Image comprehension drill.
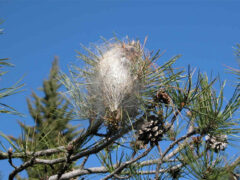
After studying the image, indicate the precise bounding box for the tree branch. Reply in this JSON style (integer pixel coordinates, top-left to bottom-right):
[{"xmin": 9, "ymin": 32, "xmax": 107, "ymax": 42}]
[
  {"xmin": 155, "ymin": 129, "xmax": 196, "ymax": 179},
  {"xmin": 57, "ymin": 144, "xmax": 74, "ymax": 179},
  {"xmin": 7, "ymin": 148, "xmax": 17, "ymax": 169},
  {"xmin": 79, "ymin": 155, "xmax": 89, "ymax": 169},
  {"xmin": 0, "ymin": 146, "xmax": 65, "ymax": 160},
  {"xmin": 101, "ymin": 146, "xmax": 153, "ymax": 180},
  {"xmin": 47, "ymin": 160, "xmax": 183, "ymax": 180},
  {"xmin": 48, "ymin": 147, "xmax": 152, "ymax": 180},
  {"xmin": 9, "ymin": 156, "xmax": 35, "ymax": 180},
  {"xmin": 138, "ymin": 163, "xmax": 183, "ymax": 175},
  {"xmin": 33, "ymin": 121, "xmax": 141, "ymax": 166}
]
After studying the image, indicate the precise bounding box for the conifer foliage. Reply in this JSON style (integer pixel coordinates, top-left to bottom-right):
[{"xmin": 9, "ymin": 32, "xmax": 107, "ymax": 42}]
[
  {"xmin": 14, "ymin": 58, "xmax": 78, "ymax": 179},
  {"xmin": 26, "ymin": 58, "xmax": 77, "ymax": 142},
  {"xmin": 0, "ymin": 38, "xmax": 239, "ymax": 180}
]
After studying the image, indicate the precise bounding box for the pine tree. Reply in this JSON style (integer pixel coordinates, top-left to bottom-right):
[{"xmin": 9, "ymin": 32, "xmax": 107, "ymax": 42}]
[
  {"xmin": 1, "ymin": 38, "xmax": 239, "ymax": 180},
  {"xmin": 14, "ymin": 57, "xmax": 78, "ymax": 179}
]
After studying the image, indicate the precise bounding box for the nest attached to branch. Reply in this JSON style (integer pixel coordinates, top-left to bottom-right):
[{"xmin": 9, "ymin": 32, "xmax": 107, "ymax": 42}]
[
  {"xmin": 87, "ymin": 41, "xmax": 145, "ymax": 128},
  {"xmin": 61, "ymin": 37, "xmax": 171, "ymax": 131}
]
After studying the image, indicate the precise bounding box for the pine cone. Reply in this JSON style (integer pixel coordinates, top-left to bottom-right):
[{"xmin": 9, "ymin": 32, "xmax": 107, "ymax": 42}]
[
  {"xmin": 205, "ymin": 134, "xmax": 228, "ymax": 153},
  {"xmin": 155, "ymin": 89, "xmax": 171, "ymax": 105},
  {"xmin": 136, "ymin": 115, "xmax": 164, "ymax": 146}
]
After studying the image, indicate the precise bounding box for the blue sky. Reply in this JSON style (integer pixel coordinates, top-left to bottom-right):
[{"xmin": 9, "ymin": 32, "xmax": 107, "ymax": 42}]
[{"xmin": 0, "ymin": 1, "xmax": 240, "ymax": 179}]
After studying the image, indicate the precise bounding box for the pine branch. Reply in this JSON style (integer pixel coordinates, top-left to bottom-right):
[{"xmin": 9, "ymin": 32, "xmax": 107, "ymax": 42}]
[
  {"xmin": 47, "ymin": 159, "xmax": 183, "ymax": 179},
  {"xmin": 101, "ymin": 147, "xmax": 152, "ymax": 180},
  {"xmin": 155, "ymin": 129, "xmax": 197, "ymax": 179},
  {"xmin": 9, "ymin": 156, "xmax": 35, "ymax": 180}
]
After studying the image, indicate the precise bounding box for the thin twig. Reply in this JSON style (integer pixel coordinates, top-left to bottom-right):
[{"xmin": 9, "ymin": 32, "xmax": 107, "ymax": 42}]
[
  {"xmin": 101, "ymin": 147, "xmax": 153, "ymax": 180},
  {"xmin": 47, "ymin": 162, "xmax": 183, "ymax": 179},
  {"xmin": 167, "ymin": 107, "xmax": 182, "ymax": 132},
  {"xmin": 154, "ymin": 144, "xmax": 163, "ymax": 178},
  {"xmin": 57, "ymin": 144, "xmax": 74, "ymax": 179},
  {"xmin": 113, "ymin": 174, "xmax": 131, "ymax": 179},
  {"xmin": 8, "ymin": 148, "xmax": 17, "ymax": 169},
  {"xmin": 138, "ymin": 163, "xmax": 183, "ymax": 175},
  {"xmin": 79, "ymin": 155, "xmax": 89, "ymax": 169},
  {"xmin": 0, "ymin": 146, "xmax": 65, "ymax": 160},
  {"xmin": 9, "ymin": 156, "xmax": 35, "ymax": 180},
  {"xmin": 157, "ymin": 144, "xmax": 163, "ymax": 156},
  {"xmin": 154, "ymin": 129, "xmax": 196, "ymax": 179}
]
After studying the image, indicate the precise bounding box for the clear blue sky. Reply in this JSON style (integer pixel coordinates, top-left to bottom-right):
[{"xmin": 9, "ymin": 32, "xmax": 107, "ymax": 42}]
[{"xmin": 0, "ymin": 1, "xmax": 240, "ymax": 179}]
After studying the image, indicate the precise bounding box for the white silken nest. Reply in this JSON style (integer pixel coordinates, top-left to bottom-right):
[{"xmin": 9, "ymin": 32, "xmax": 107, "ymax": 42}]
[
  {"xmin": 61, "ymin": 38, "xmax": 167, "ymax": 129},
  {"xmin": 87, "ymin": 42, "xmax": 144, "ymax": 127},
  {"xmin": 97, "ymin": 45, "xmax": 139, "ymax": 110}
]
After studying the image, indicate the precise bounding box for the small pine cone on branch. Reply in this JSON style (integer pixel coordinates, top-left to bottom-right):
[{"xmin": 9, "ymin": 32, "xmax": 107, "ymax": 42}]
[
  {"xmin": 155, "ymin": 89, "xmax": 172, "ymax": 105},
  {"xmin": 205, "ymin": 134, "xmax": 228, "ymax": 153},
  {"xmin": 136, "ymin": 115, "xmax": 164, "ymax": 147}
]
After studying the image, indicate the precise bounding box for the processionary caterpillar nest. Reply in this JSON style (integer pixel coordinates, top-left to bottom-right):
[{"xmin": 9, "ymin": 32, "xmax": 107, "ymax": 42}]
[{"xmin": 87, "ymin": 41, "xmax": 145, "ymax": 128}]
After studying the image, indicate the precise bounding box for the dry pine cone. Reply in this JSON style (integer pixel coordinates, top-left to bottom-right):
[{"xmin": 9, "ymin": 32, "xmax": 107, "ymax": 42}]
[
  {"xmin": 205, "ymin": 134, "xmax": 228, "ymax": 153},
  {"xmin": 156, "ymin": 89, "xmax": 172, "ymax": 105},
  {"xmin": 137, "ymin": 115, "xmax": 164, "ymax": 146}
]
